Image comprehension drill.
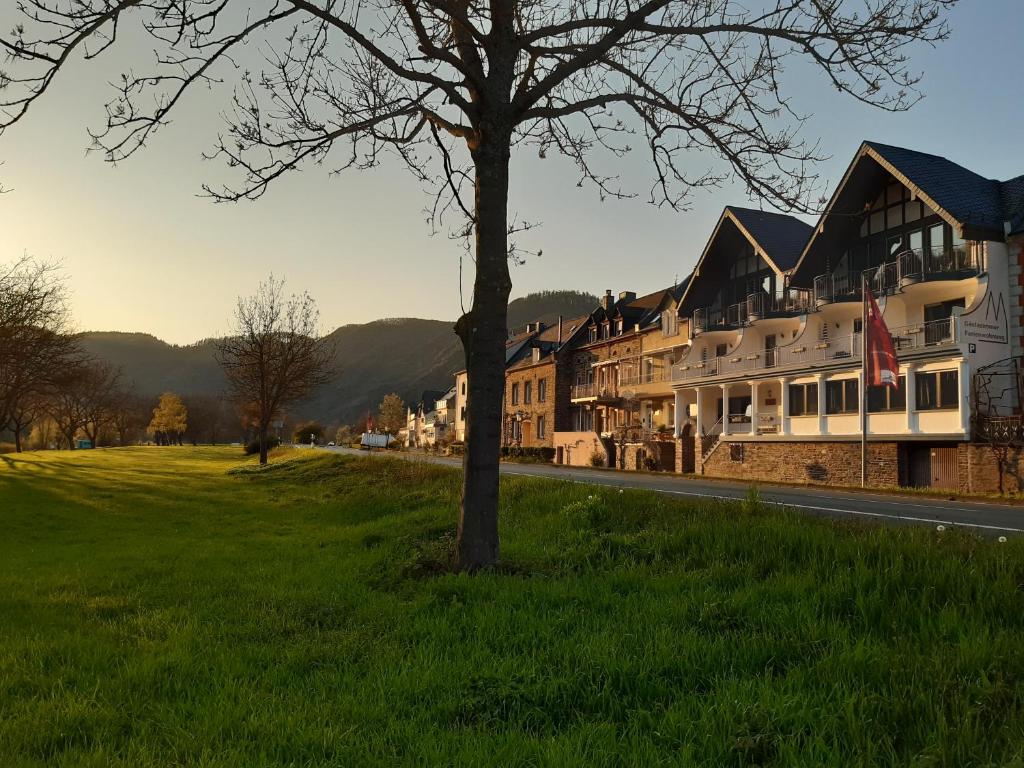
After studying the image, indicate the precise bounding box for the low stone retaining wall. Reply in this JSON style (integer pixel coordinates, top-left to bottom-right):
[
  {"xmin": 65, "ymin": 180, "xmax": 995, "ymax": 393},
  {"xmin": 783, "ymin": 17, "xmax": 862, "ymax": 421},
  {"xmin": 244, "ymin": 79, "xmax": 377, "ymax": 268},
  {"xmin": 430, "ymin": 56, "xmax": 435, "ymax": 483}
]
[{"xmin": 694, "ymin": 437, "xmax": 1024, "ymax": 496}]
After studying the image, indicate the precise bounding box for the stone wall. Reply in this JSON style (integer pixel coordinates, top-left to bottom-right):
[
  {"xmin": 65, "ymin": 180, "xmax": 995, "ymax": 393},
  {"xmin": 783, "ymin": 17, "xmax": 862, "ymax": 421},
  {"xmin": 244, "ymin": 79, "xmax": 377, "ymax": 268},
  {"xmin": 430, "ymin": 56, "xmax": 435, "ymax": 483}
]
[
  {"xmin": 621, "ymin": 441, "xmax": 675, "ymax": 472},
  {"xmin": 699, "ymin": 439, "xmax": 901, "ymax": 488},
  {"xmin": 553, "ymin": 431, "xmax": 606, "ymax": 467},
  {"xmin": 961, "ymin": 443, "xmax": 1024, "ymax": 494},
  {"xmin": 503, "ymin": 358, "xmax": 557, "ymax": 448},
  {"xmin": 694, "ymin": 437, "xmax": 1024, "ymax": 496}
]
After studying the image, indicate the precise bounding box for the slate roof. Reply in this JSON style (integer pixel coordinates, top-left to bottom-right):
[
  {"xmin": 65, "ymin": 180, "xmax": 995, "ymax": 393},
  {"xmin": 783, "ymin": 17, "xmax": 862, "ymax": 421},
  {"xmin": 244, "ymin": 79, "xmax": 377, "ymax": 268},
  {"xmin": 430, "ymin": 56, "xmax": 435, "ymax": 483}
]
[
  {"xmin": 726, "ymin": 207, "xmax": 814, "ymax": 272},
  {"xmin": 864, "ymin": 142, "xmax": 1007, "ymax": 237},
  {"xmin": 1001, "ymin": 174, "xmax": 1024, "ymax": 236}
]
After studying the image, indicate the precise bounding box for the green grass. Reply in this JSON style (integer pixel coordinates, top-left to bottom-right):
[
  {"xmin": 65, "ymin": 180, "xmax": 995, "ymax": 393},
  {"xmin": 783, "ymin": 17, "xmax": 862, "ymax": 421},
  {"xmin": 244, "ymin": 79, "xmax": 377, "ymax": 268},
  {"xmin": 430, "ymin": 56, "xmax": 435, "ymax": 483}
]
[{"xmin": 2, "ymin": 447, "xmax": 1024, "ymax": 767}]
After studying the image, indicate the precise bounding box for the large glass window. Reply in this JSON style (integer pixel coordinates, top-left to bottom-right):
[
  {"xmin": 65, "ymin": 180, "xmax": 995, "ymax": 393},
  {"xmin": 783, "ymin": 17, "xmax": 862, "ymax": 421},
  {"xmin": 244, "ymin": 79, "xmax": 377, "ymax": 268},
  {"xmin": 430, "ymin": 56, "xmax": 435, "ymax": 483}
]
[
  {"xmin": 868, "ymin": 376, "xmax": 907, "ymax": 412},
  {"xmin": 524, "ymin": 381, "xmax": 532, "ymax": 404},
  {"xmin": 915, "ymin": 370, "xmax": 959, "ymax": 410},
  {"xmin": 537, "ymin": 378, "xmax": 547, "ymax": 403},
  {"xmin": 789, "ymin": 383, "xmax": 818, "ymax": 417},
  {"xmin": 826, "ymin": 379, "xmax": 859, "ymax": 414},
  {"xmin": 511, "ymin": 383, "xmax": 519, "ymax": 405}
]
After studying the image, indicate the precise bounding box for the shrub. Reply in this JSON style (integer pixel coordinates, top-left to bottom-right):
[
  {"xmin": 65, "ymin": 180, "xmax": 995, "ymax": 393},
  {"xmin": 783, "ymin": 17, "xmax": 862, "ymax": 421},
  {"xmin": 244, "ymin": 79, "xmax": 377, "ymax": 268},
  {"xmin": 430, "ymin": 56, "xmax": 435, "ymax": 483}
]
[
  {"xmin": 243, "ymin": 435, "xmax": 281, "ymax": 455},
  {"xmin": 0, "ymin": 442, "xmax": 16, "ymax": 454},
  {"xmin": 589, "ymin": 450, "xmax": 605, "ymax": 468},
  {"xmin": 500, "ymin": 446, "xmax": 555, "ymax": 463}
]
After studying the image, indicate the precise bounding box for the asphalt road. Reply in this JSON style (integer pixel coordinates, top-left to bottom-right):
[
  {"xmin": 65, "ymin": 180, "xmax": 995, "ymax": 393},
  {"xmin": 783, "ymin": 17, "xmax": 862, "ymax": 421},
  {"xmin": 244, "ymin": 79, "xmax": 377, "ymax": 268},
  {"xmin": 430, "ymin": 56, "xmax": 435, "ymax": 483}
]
[{"xmin": 324, "ymin": 446, "xmax": 1024, "ymax": 536}]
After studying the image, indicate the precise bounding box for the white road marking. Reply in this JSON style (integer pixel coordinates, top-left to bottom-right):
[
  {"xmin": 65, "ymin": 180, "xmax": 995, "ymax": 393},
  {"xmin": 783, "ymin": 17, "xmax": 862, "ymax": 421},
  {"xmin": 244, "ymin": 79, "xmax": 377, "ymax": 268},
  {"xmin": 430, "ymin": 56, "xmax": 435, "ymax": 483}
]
[
  {"xmin": 334, "ymin": 450, "xmax": 1024, "ymax": 534},
  {"xmin": 500, "ymin": 469, "xmax": 1024, "ymax": 534}
]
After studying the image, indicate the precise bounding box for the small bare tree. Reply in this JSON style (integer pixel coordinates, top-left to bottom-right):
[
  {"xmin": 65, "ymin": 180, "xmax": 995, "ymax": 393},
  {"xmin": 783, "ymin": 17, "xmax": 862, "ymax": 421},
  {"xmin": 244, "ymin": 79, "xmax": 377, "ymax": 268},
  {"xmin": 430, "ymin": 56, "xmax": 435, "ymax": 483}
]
[
  {"xmin": 1, "ymin": 0, "xmax": 955, "ymax": 567},
  {"xmin": 78, "ymin": 361, "xmax": 123, "ymax": 446},
  {"xmin": 216, "ymin": 277, "xmax": 332, "ymax": 465}
]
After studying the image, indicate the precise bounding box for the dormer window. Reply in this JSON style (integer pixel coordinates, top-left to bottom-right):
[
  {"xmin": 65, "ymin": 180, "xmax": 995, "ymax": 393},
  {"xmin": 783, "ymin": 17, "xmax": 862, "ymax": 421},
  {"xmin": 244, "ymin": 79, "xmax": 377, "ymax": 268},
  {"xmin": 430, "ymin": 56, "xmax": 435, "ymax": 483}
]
[
  {"xmin": 661, "ymin": 310, "xmax": 679, "ymax": 336},
  {"xmin": 601, "ymin": 322, "xmax": 610, "ymax": 339},
  {"xmin": 614, "ymin": 319, "xmax": 623, "ymax": 335},
  {"xmin": 589, "ymin": 326, "xmax": 598, "ymax": 343}
]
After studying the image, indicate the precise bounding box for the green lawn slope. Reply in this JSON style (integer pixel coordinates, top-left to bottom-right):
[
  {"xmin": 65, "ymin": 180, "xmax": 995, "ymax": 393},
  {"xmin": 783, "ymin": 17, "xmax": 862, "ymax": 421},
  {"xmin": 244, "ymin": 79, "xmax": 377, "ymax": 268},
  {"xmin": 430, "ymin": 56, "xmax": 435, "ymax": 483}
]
[{"xmin": 1, "ymin": 447, "xmax": 1023, "ymax": 766}]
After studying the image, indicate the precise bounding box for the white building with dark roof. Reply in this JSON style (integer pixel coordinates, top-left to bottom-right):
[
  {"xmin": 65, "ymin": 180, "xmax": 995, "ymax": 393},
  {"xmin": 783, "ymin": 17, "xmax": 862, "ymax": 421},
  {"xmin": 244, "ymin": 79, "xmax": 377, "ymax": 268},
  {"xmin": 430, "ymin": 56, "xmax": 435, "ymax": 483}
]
[{"xmin": 668, "ymin": 141, "xmax": 1021, "ymax": 490}]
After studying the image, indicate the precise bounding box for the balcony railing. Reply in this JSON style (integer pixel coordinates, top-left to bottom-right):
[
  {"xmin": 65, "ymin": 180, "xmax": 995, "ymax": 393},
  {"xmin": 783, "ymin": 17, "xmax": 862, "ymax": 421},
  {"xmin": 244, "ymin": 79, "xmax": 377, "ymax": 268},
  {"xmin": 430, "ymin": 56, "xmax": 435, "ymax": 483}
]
[
  {"xmin": 693, "ymin": 303, "xmax": 748, "ymax": 334},
  {"xmin": 672, "ymin": 317, "xmax": 958, "ymax": 383},
  {"xmin": 814, "ymin": 246, "xmax": 981, "ymax": 306},
  {"xmin": 570, "ymin": 383, "xmax": 595, "ymax": 400},
  {"xmin": 618, "ymin": 368, "xmax": 670, "ymax": 387},
  {"xmin": 747, "ymin": 288, "xmax": 813, "ymax": 320},
  {"xmin": 813, "ymin": 272, "xmax": 862, "ymax": 305}
]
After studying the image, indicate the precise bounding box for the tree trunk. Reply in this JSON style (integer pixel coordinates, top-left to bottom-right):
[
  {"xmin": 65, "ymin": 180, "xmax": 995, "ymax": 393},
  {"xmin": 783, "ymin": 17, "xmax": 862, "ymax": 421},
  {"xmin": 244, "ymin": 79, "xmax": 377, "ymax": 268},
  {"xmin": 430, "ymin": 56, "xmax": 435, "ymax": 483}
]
[
  {"xmin": 259, "ymin": 425, "xmax": 270, "ymax": 465},
  {"xmin": 13, "ymin": 427, "xmax": 22, "ymax": 453},
  {"xmin": 456, "ymin": 135, "xmax": 513, "ymax": 571}
]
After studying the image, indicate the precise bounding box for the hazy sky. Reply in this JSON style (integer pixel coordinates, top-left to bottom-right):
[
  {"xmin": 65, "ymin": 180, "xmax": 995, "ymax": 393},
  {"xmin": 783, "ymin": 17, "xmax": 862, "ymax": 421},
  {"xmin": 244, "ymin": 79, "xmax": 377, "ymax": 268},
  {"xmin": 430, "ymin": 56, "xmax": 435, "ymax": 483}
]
[{"xmin": 1, "ymin": 2, "xmax": 1020, "ymax": 345}]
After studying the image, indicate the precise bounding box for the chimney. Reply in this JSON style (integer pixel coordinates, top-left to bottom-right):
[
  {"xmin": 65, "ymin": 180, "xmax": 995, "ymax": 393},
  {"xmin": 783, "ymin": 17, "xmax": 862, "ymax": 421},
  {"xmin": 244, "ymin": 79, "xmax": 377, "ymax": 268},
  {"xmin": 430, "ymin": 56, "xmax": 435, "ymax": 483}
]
[
  {"xmin": 618, "ymin": 291, "xmax": 637, "ymax": 303},
  {"xmin": 601, "ymin": 289, "xmax": 613, "ymax": 310}
]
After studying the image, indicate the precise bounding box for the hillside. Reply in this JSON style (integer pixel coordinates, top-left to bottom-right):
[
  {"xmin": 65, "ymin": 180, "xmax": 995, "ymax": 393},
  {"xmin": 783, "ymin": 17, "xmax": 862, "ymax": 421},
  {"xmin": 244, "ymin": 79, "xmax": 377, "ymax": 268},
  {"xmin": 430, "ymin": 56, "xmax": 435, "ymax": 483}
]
[{"xmin": 80, "ymin": 290, "xmax": 597, "ymax": 426}]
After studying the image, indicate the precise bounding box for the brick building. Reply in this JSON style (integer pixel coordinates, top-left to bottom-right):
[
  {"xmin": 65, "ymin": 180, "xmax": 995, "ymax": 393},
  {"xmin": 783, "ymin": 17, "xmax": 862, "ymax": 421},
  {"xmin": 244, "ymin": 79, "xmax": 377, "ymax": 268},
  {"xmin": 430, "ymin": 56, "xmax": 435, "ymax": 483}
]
[{"xmin": 502, "ymin": 317, "xmax": 587, "ymax": 449}]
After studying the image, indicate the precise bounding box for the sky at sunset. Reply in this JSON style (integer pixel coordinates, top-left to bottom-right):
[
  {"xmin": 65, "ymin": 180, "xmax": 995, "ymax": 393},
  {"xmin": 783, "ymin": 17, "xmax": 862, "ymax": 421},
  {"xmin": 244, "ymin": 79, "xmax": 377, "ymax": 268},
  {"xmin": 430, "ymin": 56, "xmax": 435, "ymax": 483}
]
[{"xmin": 0, "ymin": 2, "xmax": 1020, "ymax": 345}]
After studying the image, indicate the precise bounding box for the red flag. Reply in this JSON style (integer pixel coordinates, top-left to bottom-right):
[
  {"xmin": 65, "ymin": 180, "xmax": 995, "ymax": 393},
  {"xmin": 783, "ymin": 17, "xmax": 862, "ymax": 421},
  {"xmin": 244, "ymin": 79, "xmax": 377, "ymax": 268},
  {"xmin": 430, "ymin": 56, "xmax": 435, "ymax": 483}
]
[{"xmin": 865, "ymin": 288, "xmax": 899, "ymax": 388}]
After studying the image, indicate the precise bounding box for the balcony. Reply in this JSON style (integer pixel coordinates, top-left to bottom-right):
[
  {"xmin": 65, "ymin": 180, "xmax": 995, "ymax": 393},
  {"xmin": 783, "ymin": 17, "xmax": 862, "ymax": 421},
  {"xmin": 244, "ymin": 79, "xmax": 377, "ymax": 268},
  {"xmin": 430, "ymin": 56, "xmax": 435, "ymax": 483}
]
[
  {"xmin": 618, "ymin": 368, "xmax": 670, "ymax": 388},
  {"xmin": 693, "ymin": 302, "xmax": 748, "ymax": 335},
  {"xmin": 813, "ymin": 246, "xmax": 981, "ymax": 306},
  {"xmin": 895, "ymin": 245, "xmax": 980, "ymax": 287},
  {"xmin": 746, "ymin": 288, "xmax": 813, "ymax": 321},
  {"xmin": 570, "ymin": 383, "xmax": 596, "ymax": 400},
  {"xmin": 672, "ymin": 317, "xmax": 958, "ymax": 384},
  {"xmin": 813, "ymin": 272, "xmax": 862, "ymax": 306}
]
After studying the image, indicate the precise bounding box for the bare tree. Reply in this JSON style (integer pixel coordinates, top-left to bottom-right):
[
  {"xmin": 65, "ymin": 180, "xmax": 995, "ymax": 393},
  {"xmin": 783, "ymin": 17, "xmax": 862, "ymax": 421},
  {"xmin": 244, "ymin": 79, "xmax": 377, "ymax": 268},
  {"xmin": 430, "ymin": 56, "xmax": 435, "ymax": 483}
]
[
  {"xmin": 1, "ymin": 0, "xmax": 954, "ymax": 567},
  {"xmin": 78, "ymin": 361, "xmax": 123, "ymax": 446},
  {"xmin": 46, "ymin": 364, "xmax": 89, "ymax": 449},
  {"xmin": 0, "ymin": 258, "xmax": 80, "ymax": 449},
  {"xmin": 216, "ymin": 277, "xmax": 331, "ymax": 464},
  {"xmin": 109, "ymin": 386, "xmax": 150, "ymax": 446}
]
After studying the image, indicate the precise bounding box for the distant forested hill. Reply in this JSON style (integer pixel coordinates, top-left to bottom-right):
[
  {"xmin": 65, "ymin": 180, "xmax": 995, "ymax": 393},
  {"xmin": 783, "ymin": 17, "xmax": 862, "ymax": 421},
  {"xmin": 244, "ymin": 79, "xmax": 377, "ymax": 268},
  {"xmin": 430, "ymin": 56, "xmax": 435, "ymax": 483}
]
[{"xmin": 80, "ymin": 290, "xmax": 597, "ymax": 426}]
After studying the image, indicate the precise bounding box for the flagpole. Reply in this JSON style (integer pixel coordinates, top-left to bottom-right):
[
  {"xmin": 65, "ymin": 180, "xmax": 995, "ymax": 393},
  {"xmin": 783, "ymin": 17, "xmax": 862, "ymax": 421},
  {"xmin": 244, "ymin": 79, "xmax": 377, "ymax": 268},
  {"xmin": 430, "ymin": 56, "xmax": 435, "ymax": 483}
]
[{"xmin": 861, "ymin": 272, "xmax": 868, "ymax": 488}]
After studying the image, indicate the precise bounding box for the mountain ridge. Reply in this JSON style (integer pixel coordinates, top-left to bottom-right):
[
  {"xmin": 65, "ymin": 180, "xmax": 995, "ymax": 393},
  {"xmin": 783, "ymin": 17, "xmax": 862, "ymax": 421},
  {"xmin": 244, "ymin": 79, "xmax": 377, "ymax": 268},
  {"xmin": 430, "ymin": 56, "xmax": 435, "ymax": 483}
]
[{"xmin": 79, "ymin": 290, "xmax": 598, "ymax": 425}]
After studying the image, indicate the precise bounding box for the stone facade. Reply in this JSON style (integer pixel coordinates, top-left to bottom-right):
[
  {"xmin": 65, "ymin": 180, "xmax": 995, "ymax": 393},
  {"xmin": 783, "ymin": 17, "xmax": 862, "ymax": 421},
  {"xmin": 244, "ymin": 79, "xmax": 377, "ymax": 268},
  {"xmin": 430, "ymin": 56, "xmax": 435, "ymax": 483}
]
[
  {"xmin": 694, "ymin": 437, "xmax": 1023, "ymax": 496},
  {"xmin": 699, "ymin": 438, "xmax": 901, "ymax": 488},
  {"xmin": 502, "ymin": 357, "xmax": 559, "ymax": 448},
  {"xmin": 621, "ymin": 440, "xmax": 675, "ymax": 471}
]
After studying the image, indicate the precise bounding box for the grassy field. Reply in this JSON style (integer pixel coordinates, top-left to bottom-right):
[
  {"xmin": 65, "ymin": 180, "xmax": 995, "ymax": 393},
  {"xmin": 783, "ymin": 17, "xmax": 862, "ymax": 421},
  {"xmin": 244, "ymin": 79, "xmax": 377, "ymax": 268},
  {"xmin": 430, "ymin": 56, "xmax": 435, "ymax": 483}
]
[{"xmin": 1, "ymin": 447, "xmax": 1023, "ymax": 767}]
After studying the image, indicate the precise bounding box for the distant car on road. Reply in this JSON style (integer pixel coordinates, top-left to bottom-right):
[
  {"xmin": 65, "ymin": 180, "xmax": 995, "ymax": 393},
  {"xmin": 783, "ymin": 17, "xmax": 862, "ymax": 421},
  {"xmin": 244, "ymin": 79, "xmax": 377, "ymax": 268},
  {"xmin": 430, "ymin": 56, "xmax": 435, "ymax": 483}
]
[{"xmin": 327, "ymin": 441, "xmax": 336, "ymax": 446}]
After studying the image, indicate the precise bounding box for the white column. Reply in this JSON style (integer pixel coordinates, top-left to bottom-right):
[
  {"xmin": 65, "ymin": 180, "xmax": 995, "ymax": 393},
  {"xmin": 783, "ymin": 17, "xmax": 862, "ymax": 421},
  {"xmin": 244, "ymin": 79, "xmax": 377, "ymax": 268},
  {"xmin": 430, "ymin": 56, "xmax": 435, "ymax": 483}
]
[
  {"xmin": 816, "ymin": 374, "xmax": 827, "ymax": 435},
  {"xmin": 958, "ymin": 360, "xmax": 971, "ymax": 436},
  {"xmin": 694, "ymin": 387, "xmax": 704, "ymax": 435},
  {"xmin": 750, "ymin": 381, "xmax": 760, "ymax": 436},
  {"xmin": 905, "ymin": 364, "xmax": 918, "ymax": 434},
  {"xmin": 673, "ymin": 389, "xmax": 685, "ymax": 437},
  {"xmin": 721, "ymin": 383, "xmax": 731, "ymax": 435},
  {"xmin": 779, "ymin": 378, "xmax": 790, "ymax": 436}
]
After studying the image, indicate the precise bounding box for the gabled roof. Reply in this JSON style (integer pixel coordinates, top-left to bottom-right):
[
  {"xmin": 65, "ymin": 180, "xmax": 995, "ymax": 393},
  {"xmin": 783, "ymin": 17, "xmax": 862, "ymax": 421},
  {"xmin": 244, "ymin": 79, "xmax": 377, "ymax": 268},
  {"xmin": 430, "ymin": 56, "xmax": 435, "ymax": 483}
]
[
  {"xmin": 727, "ymin": 207, "xmax": 814, "ymax": 272},
  {"xmin": 676, "ymin": 206, "xmax": 812, "ymax": 312},
  {"xmin": 861, "ymin": 141, "xmax": 1006, "ymax": 238},
  {"xmin": 791, "ymin": 141, "xmax": 1024, "ymax": 284}
]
